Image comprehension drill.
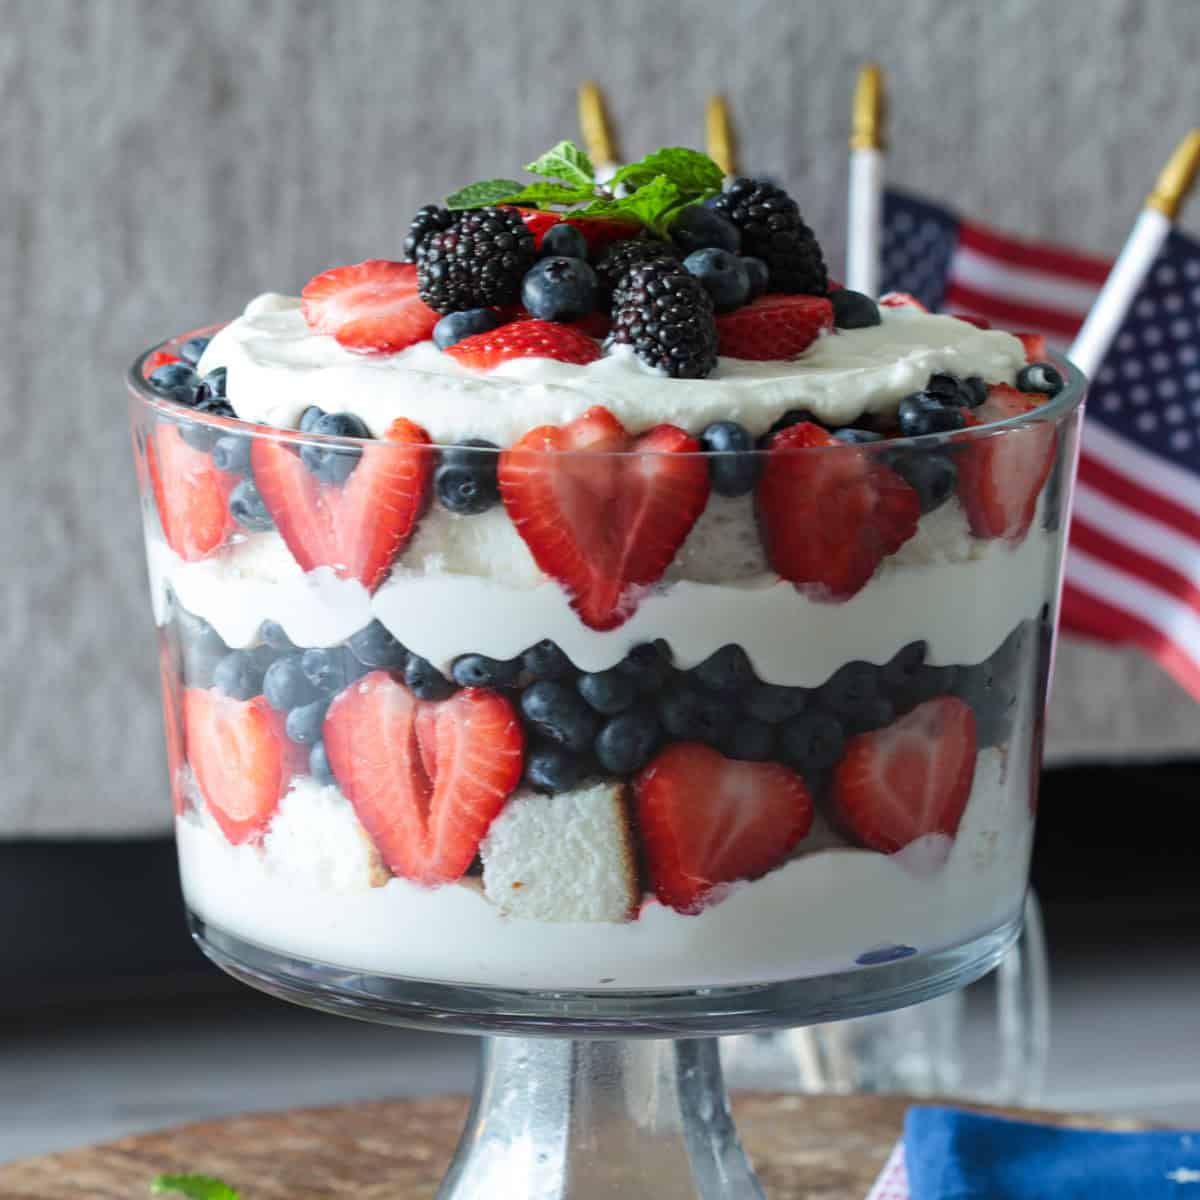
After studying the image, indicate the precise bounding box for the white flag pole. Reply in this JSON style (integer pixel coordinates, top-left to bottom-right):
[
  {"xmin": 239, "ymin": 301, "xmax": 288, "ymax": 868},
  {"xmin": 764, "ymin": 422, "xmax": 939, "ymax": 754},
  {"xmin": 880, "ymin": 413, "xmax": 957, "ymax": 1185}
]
[
  {"xmin": 578, "ymin": 81, "xmax": 620, "ymax": 185},
  {"xmin": 706, "ymin": 94, "xmax": 738, "ymax": 182},
  {"xmin": 1069, "ymin": 129, "xmax": 1200, "ymax": 377},
  {"xmin": 846, "ymin": 63, "xmax": 885, "ymax": 297}
]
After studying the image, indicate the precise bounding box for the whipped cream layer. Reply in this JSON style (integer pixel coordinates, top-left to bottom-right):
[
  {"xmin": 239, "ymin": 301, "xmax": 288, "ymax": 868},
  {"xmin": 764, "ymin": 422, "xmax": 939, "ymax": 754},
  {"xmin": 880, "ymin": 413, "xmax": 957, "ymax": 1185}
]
[{"xmin": 198, "ymin": 296, "xmax": 1026, "ymax": 443}]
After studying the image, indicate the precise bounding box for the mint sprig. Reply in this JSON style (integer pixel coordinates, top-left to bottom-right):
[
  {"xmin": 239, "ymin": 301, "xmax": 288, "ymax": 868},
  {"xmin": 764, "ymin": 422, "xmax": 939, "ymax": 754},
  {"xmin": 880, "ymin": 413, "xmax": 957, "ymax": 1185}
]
[
  {"xmin": 524, "ymin": 140, "xmax": 596, "ymax": 190},
  {"xmin": 151, "ymin": 1174, "xmax": 240, "ymax": 1199}
]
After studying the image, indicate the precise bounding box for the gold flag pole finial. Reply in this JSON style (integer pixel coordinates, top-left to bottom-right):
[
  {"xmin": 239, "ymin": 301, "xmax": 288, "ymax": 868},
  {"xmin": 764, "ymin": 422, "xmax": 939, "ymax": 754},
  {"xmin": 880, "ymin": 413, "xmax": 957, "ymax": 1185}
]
[
  {"xmin": 706, "ymin": 94, "xmax": 737, "ymax": 177},
  {"xmin": 1146, "ymin": 129, "xmax": 1200, "ymax": 220},
  {"xmin": 578, "ymin": 81, "xmax": 619, "ymax": 167},
  {"xmin": 849, "ymin": 63, "xmax": 885, "ymax": 152}
]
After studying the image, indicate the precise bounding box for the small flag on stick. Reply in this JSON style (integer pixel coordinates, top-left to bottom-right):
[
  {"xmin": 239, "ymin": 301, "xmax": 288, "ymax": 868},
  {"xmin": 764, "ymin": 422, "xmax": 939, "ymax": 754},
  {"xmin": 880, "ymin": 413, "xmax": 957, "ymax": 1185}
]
[
  {"xmin": 846, "ymin": 63, "xmax": 886, "ymax": 297},
  {"xmin": 578, "ymin": 81, "xmax": 620, "ymax": 183},
  {"xmin": 705, "ymin": 94, "xmax": 738, "ymax": 178}
]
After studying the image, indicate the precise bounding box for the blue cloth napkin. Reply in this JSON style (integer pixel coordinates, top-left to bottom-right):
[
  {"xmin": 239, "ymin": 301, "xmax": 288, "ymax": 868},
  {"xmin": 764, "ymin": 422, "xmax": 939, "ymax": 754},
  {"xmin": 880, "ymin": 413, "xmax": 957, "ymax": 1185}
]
[{"xmin": 904, "ymin": 1106, "xmax": 1200, "ymax": 1198}]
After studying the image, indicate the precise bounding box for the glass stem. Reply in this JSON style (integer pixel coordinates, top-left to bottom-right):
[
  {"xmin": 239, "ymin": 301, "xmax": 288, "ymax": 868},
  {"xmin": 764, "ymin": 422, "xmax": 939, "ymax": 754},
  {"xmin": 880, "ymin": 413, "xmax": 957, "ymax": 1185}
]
[{"xmin": 435, "ymin": 1035, "xmax": 764, "ymax": 1200}]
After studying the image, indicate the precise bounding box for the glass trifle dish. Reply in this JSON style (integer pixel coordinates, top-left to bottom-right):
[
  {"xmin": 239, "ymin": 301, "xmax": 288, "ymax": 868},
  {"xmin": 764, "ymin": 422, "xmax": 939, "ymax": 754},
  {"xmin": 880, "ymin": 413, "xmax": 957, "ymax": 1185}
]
[{"xmin": 129, "ymin": 145, "xmax": 1083, "ymax": 1197}]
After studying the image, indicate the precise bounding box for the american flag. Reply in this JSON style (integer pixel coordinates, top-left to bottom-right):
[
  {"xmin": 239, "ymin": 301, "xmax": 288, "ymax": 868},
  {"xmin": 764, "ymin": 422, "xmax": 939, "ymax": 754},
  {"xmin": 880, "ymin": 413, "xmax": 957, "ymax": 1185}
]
[{"xmin": 881, "ymin": 189, "xmax": 1200, "ymax": 701}]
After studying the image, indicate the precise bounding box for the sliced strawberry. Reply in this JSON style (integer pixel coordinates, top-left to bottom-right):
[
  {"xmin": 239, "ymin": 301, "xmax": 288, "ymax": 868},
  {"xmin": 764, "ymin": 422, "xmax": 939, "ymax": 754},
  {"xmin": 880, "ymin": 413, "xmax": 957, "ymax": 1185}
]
[
  {"xmin": 879, "ymin": 291, "xmax": 928, "ymax": 311},
  {"xmin": 715, "ymin": 294, "xmax": 834, "ymax": 360},
  {"xmin": 251, "ymin": 416, "xmax": 431, "ymax": 590},
  {"xmin": 503, "ymin": 306, "xmax": 611, "ymax": 340},
  {"xmin": 145, "ymin": 349, "xmax": 181, "ymax": 375},
  {"xmin": 445, "ymin": 319, "xmax": 601, "ymax": 369},
  {"xmin": 957, "ymin": 384, "xmax": 1056, "ymax": 541},
  {"xmin": 184, "ymin": 689, "xmax": 302, "ymax": 844},
  {"xmin": 323, "ymin": 672, "xmax": 523, "ymax": 886},
  {"xmin": 514, "ymin": 208, "xmax": 641, "ymax": 255},
  {"xmin": 148, "ymin": 422, "xmax": 237, "ymax": 561},
  {"xmin": 1016, "ymin": 332, "xmax": 1048, "ymax": 361},
  {"xmin": 756, "ymin": 423, "xmax": 920, "ymax": 600},
  {"xmin": 301, "ymin": 260, "xmax": 439, "ymax": 355},
  {"xmin": 832, "ymin": 697, "xmax": 977, "ymax": 854},
  {"xmin": 635, "ymin": 743, "xmax": 813, "ymax": 913},
  {"xmin": 499, "ymin": 407, "xmax": 710, "ymax": 629}
]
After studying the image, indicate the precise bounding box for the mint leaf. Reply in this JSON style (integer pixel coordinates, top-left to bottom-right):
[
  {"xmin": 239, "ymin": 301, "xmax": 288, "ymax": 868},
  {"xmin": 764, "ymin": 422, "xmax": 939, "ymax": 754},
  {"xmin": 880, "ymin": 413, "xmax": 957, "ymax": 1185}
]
[
  {"xmin": 151, "ymin": 1174, "xmax": 239, "ymax": 1199},
  {"xmin": 524, "ymin": 140, "xmax": 595, "ymax": 190},
  {"xmin": 590, "ymin": 176, "xmax": 683, "ymax": 238},
  {"xmin": 445, "ymin": 179, "xmax": 524, "ymax": 210},
  {"xmin": 499, "ymin": 181, "xmax": 595, "ymax": 209},
  {"xmin": 612, "ymin": 148, "xmax": 724, "ymax": 195}
]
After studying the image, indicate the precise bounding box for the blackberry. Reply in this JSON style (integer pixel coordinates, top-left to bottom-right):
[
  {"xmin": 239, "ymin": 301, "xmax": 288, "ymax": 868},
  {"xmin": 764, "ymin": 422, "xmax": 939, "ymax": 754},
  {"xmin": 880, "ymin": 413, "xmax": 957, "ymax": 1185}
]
[
  {"xmin": 403, "ymin": 204, "xmax": 454, "ymax": 262},
  {"xmin": 593, "ymin": 238, "xmax": 680, "ymax": 308},
  {"xmin": 609, "ymin": 259, "xmax": 718, "ymax": 379},
  {"xmin": 708, "ymin": 178, "xmax": 828, "ymax": 295},
  {"xmin": 416, "ymin": 207, "xmax": 535, "ymax": 314}
]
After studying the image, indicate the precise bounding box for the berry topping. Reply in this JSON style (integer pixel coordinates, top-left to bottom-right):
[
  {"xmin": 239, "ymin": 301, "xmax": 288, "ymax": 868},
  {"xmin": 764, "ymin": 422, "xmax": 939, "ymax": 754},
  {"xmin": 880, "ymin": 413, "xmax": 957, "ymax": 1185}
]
[
  {"xmin": 594, "ymin": 706, "xmax": 661, "ymax": 775},
  {"xmin": 635, "ymin": 743, "xmax": 813, "ymax": 912},
  {"xmin": 699, "ymin": 420, "xmax": 761, "ymax": 497},
  {"xmin": 609, "ymin": 258, "xmax": 718, "ymax": 379},
  {"xmin": 671, "ymin": 204, "xmax": 741, "ymax": 254},
  {"xmin": 301, "ymin": 260, "xmax": 440, "ymax": 355},
  {"xmin": 593, "ymin": 238, "xmax": 681, "ymax": 306},
  {"xmin": 683, "ymin": 247, "xmax": 751, "ymax": 312},
  {"xmin": 148, "ymin": 423, "xmax": 236, "ymax": 561},
  {"xmin": 879, "ymin": 291, "xmax": 927, "ymax": 310},
  {"xmin": 451, "ymin": 653, "xmax": 521, "ymax": 689},
  {"xmin": 832, "ymin": 696, "xmax": 977, "ymax": 853},
  {"xmin": 403, "ymin": 204, "xmax": 455, "ymax": 262},
  {"xmin": 577, "ymin": 668, "xmax": 637, "ymax": 715},
  {"xmin": 403, "ymin": 654, "xmax": 456, "ymax": 701},
  {"xmin": 522, "ymin": 639, "xmax": 575, "ymax": 681},
  {"xmin": 524, "ymin": 740, "xmax": 593, "ymax": 794},
  {"xmin": 211, "ymin": 434, "xmax": 252, "ymax": 475},
  {"xmin": 227, "ymin": 477, "xmax": 275, "ymax": 532},
  {"xmin": 498, "ymin": 407, "xmax": 711, "ymax": 629},
  {"xmin": 830, "ymin": 288, "xmax": 882, "ymax": 329},
  {"xmin": 539, "ymin": 222, "xmax": 589, "ymax": 260},
  {"xmin": 1017, "ymin": 361, "xmax": 1065, "ymax": 396},
  {"xmin": 708, "ymin": 178, "xmax": 828, "ymax": 295},
  {"xmin": 741, "ymin": 255, "xmax": 770, "ymax": 299},
  {"xmin": 250, "ymin": 416, "xmax": 432, "ymax": 590},
  {"xmin": 886, "ymin": 450, "xmax": 959, "ymax": 514},
  {"xmin": 520, "ymin": 680, "xmax": 601, "ymax": 752},
  {"xmin": 347, "ymin": 620, "xmax": 409, "ymax": 670},
  {"xmin": 715, "ymin": 293, "xmax": 834, "ymax": 360},
  {"xmin": 756, "ymin": 422, "xmax": 920, "ymax": 601},
  {"xmin": 148, "ymin": 362, "xmax": 201, "ymax": 406},
  {"xmin": 434, "ymin": 439, "xmax": 501, "ymax": 514},
  {"xmin": 896, "ymin": 391, "xmax": 968, "ymax": 437},
  {"xmin": 521, "ymin": 256, "xmax": 599, "ymax": 322},
  {"xmin": 324, "ymin": 673, "xmax": 524, "ymax": 886},
  {"xmin": 179, "ymin": 335, "xmax": 211, "ymax": 367},
  {"xmin": 144, "ymin": 349, "xmax": 181, "ymax": 375},
  {"xmin": 299, "ymin": 411, "xmax": 371, "ymax": 484},
  {"xmin": 515, "ymin": 209, "xmax": 641, "ymax": 256},
  {"xmin": 433, "ymin": 308, "xmax": 504, "ymax": 350},
  {"xmin": 263, "ymin": 653, "xmax": 322, "ymax": 712},
  {"xmin": 415, "ymin": 207, "xmax": 537, "ymax": 314},
  {"xmin": 445, "ymin": 319, "xmax": 602, "ymax": 369}
]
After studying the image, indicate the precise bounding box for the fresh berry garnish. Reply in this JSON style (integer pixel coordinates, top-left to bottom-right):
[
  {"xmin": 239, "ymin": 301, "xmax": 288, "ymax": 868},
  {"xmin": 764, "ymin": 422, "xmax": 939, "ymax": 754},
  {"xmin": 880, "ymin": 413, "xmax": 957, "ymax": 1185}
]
[
  {"xmin": 145, "ymin": 349, "xmax": 182, "ymax": 376},
  {"xmin": 896, "ymin": 392, "xmax": 967, "ymax": 437},
  {"xmin": 830, "ymin": 288, "xmax": 881, "ymax": 329},
  {"xmin": 498, "ymin": 407, "xmax": 710, "ymax": 629},
  {"xmin": 567, "ymin": 310, "xmax": 612, "ymax": 339},
  {"xmin": 445, "ymin": 319, "xmax": 601, "ymax": 369},
  {"xmin": 179, "ymin": 336, "xmax": 211, "ymax": 366},
  {"xmin": 741, "ymin": 256, "xmax": 770, "ymax": 299},
  {"xmin": 699, "ymin": 420, "xmax": 761, "ymax": 496},
  {"xmin": 885, "ymin": 450, "xmax": 958, "ymax": 515},
  {"xmin": 683, "ymin": 248, "xmax": 751, "ymax": 312},
  {"xmin": 593, "ymin": 238, "xmax": 681, "ymax": 309},
  {"xmin": 715, "ymin": 293, "xmax": 834, "ymax": 361},
  {"xmin": 593, "ymin": 706, "xmax": 661, "ymax": 775},
  {"xmin": 520, "ymin": 680, "xmax": 601, "ymax": 752},
  {"xmin": 832, "ymin": 696, "xmax": 977, "ymax": 853},
  {"xmin": 433, "ymin": 308, "xmax": 503, "ymax": 350},
  {"xmin": 1016, "ymin": 362, "xmax": 1065, "ymax": 396},
  {"xmin": 879, "ymin": 291, "xmax": 928, "ymax": 310},
  {"xmin": 147, "ymin": 423, "xmax": 236, "ymax": 561},
  {"xmin": 524, "ymin": 740, "xmax": 594, "ymax": 794},
  {"xmin": 184, "ymin": 689, "xmax": 303, "ymax": 845},
  {"xmin": 403, "ymin": 204, "xmax": 455, "ymax": 261},
  {"xmin": 609, "ymin": 259, "xmax": 718, "ymax": 379},
  {"xmin": 301, "ymin": 260, "xmax": 439, "ymax": 355},
  {"xmin": 323, "ymin": 672, "xmax": 523, "ymax": 886},
  {"xmin": 671, "ymin": 205, "xmax": 741, "ymax": 254},
  {"xmin": 707, "ymin": 179, "xmax": 828, "ymax": 295},
  {"xmin": 228, "ymin": 477, "xmax": 275, "ymax": 531},
  {"xmin": 756, "ymin": 422, "xmax": 920, "ymax": 600},
  {"xmin": 539, "ymin": 222, "xmax": 589, "ymax": 260},
  {"xmin": 635, "ymin": 742, "xmax": 813, "ymax": 912},
  {"xmin": 1016, "ymin": 332, "xmax": 1048, "ymax": 361},
  {"xmin": 250, "ymin": 416, "xmax": 432, "ymax": 590},
  {"xmin": 299, "ymin": 410, "xmax": 371, "ymax": 484},
  {"xmin": 148, "ymin": 362, "xmax": 201, "ymax": 406},
  {"xmin": 521, "ymin": 256, "xmax": 598, "ymax": 322},
  {"xmin": 516, "ymin": 209, "xmax": 641, "ymax": 257},
  {"xmin": 415, "ymin": 207, "xmax": 537, "ymax": 314},
  {"xmin": 956, "ymin": 384, "xmax": 1057, "ymax": 541},
  {"xmin": 435, "ymin": 439, "xmax": 501, "ymax": 514}
]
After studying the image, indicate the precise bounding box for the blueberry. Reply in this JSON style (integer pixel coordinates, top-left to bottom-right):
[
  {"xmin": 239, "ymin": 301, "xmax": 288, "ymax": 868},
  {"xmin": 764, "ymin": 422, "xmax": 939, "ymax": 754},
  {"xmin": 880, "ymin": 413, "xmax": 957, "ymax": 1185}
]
[
  {"xmin": 881, "ymin": 641, "xmax": 928, "ymax": 693},
  {"xmin": 672, "ymin": 205, "xmax": 741, "ymax": 254},
  {"xmin": 522, "ymin": 640, "xmax": 575, "ymax": 681},
  {"xmin": 525, "ymin": 741, "xmax": 593, "ymax": 794},
  {"xmin": 300, "ymin": 411, "xmax": 371, "ymax": 483},
  {"xmin": 957, "ymin": 666, "xmax": 1017, "ymax": 748},
  {"xmin": 201, "ymin": 367, "xmax": 228, "ymax": 399},
  {"xmin": 743, "ymin": 682, "xmax": 808, "ymax": 725},
  {"xmin": 830, "ymin": 289, "xmax": 881, "ymax": 329},
  {"xmin": 741, "ymin": 256, "xmax": 770, "ymax": 299},
  {"xmin": 577, "ymin": 668, "xmax": 637, "ymax": 715},
  {"xmin": 178, "ymin": 611, "xmax": 228, "ymax": 687},
  {"xmin": 887, "ymin": 451, "xmax": 958, "ymax": 514},
  {"xmin": 348, "ymin": 620, "xmax": 408, "ymax": 669},
  {"xmin": 594, "ymin": 705, "xmax": 661, "ymax": 774},
  {"xmin": 820, "ymin": 662, "xmax": 880, "ymax": 718},
  {"xmin": 963, "ymin": 376, "xmax": 988, "ymax": 407},
  {"xmin": 212, "ymin": 434, "xmax": 252, "ymax": 474},
  {"xmin": 179, "ymin": 336, "xmax": 211, "ymax": 366},
  {"xmin": 897, "ymin": 393, "xmax": 967, "ymax": 438},
  {"xmin": 452, "ymin": 653, "xmax": 521, "ymax": 688},
  {"xmin": 693, "ymin": 644, "xmax": 755, "ymax": 693},
  {"xmin": 178, "ymin": 416, "xmax": 223, "ymax": 452},
  {"xmin": 758, "ymin": 408, "xmax": 820, "ymax": 448},
  {"xmin": 435, "ymin": 439, "xmax": 500, "ymax": 515},
  {"xmin": 521, "ymin": 256, "xmax": 598, "ymax": 322},
  {"xmin": 433, "ymin": 308, "xmax": 503, "ymax": 350},
  {"xmin": 540, "ymin": 223, "xmax": 589, "ymax": 261},
  {"xmin": 778, "ymin": 712, "xmax": 845, "ymax": 769},
  {"xmin": 286, "ymin": 697, "xmax": 330, "ymax": 745},
  {"xmin": 657, "ymin": 684, "xmax": 733, "ymax": 747},
  {"xmin": 616, "ymin": 641, "xmax": 673, "ymax": 693},
  {"xmin": 404, "ymin": 655, "xmax": 456, "ymax": 701},
  {"xmin": 228, "ymin": 478, "xmax": 275, "ymax": 531},
  {"xmin": 213, "ymin": 648, "xmax": 271, "ymax": 700},
  {"xmin": 683, "ymin": 248, "xmax": 750, "ymax": 312},
  {"xmin": 894, "ymin": 663, "xmax": 961, "ymax": 711},
  {"xmin": 148, "ymin": 362, "xmax": 200, "ymax": 406},
  {"xmin": 833, "ymin": 427, "xmax": 884, "ymax": 444},
  {"xmin": 925, "ymin": 373, "xmax": 963, "ymax": 402},
  {"xmin": 845, "ymin": 694, "xmax": 895, "ymax": 734},
  {"xmin": 309, "ymin": 741, "xmax": 336, "ymax": 786},
  {"xmin": 1016, "ymin": 362, "xmax": 1064, "ymax": 396},
  {"xmin": 263, "ymin": 654, "xmax": 322, "ymax": 711},
  {"xmin": 259, "ymin": 620, "xmax": 296, "ymax": 652},
  {"xmin": 302, "ymin": 646, "xmax": 358, "ymax": 696},
  {"xmin": 700, "ymin": 421, "xmax": 760, "ymax": 496},
  {"xmin": 520, "ymin": 680, "xmax": 600, "ymax": 752},
  {"xmin": 726, "ymin": 719, "xmax": 774, "ymax": 761},
  {"xmin": 299, "ymin": 405, "xmax": 325, "ymax": 432}
]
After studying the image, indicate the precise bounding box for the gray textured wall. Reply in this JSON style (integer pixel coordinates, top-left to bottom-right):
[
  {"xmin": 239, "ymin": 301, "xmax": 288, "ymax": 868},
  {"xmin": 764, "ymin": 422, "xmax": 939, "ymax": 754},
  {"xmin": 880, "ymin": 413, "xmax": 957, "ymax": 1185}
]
[{"xmin": 5, "ymin": 0, "xmax": 1200, "ymax": 837}]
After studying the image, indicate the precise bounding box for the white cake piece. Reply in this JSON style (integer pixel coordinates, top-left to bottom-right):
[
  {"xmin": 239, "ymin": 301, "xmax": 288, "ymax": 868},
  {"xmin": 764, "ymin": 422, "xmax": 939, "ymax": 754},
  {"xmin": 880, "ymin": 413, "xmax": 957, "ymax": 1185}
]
[
  {"xmin": 666, "ymin": 493, "xmax": 769, "ymax": 583},
  {"xmin": 481, "ymin": 782, "xmax": 638, "ymax": 923}
]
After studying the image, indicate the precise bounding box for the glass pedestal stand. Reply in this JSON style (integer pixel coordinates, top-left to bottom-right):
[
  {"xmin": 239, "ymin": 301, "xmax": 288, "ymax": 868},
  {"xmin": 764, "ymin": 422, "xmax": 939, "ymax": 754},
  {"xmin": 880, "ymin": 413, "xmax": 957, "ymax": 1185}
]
[{"xmin": 194, "ymin": 912, "xmax": 1020, "ymax": 1199}]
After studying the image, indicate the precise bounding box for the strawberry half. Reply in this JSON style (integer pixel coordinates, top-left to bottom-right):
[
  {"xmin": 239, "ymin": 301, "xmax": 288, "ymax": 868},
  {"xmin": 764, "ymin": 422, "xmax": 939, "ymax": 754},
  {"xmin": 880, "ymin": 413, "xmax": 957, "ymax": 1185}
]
[
  {"xmin": 445, "ymin": 319, "xmax": 601, "ymax": 369},
  {"xmin": 301, "ymin": 260, "xmax": 439, "ymax": 355},
  {"xmin": 499, "ymin": 406, "xmax": 711, "ymax": 630},
  {"xmin": 1016, "ymin": 332, "xmax": 1048, "ymax": 361},
  {"xmin": 184, "ymin": 689, "xmax": 303, "ymax": 844},
  {"xmin": 514, "ymin": 208, "xmax": 641, "ymax": 255},
  {"xmin": 145, "ymin": 349, "xmax": 181, "ymax": 375},
  {"xmin": 957, "ymin": 384, "xmax": 1056, "ymax": 541},
  {"xmin": 756, "ymin": 423, "xmax": 920, "ymax": 600},
  {"xmin": 832, "ymin": 696, "xmax": 977, "ymax": 854},
  {"xmin": 148, "ymin": 422, "xmax": 237, "ymax": 561},
  {"xmin": 635, "ymin": 743, "xmax": 813, "ymax": 913},
  {"xmin": 323, "ymin": 672, "xmax": 523, "ymax": 886},
  {"xmin": 879, "ymin": 291, "xmax": 928, "ymax": 311},
  {"xmin": 251, "ymin": 416, "xmax": 431, "ymax": 591},
  {"xmin": 715, "ymin": 294, "xmax": 834, "ymax": 360}
]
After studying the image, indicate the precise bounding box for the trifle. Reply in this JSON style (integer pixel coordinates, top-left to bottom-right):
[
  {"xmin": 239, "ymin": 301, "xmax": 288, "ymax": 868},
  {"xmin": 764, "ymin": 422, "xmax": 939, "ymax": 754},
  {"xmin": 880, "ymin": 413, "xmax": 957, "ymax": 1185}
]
[{"xmin": 129, "ymin": 144, "xmax": 1080, "ymax": 994}]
